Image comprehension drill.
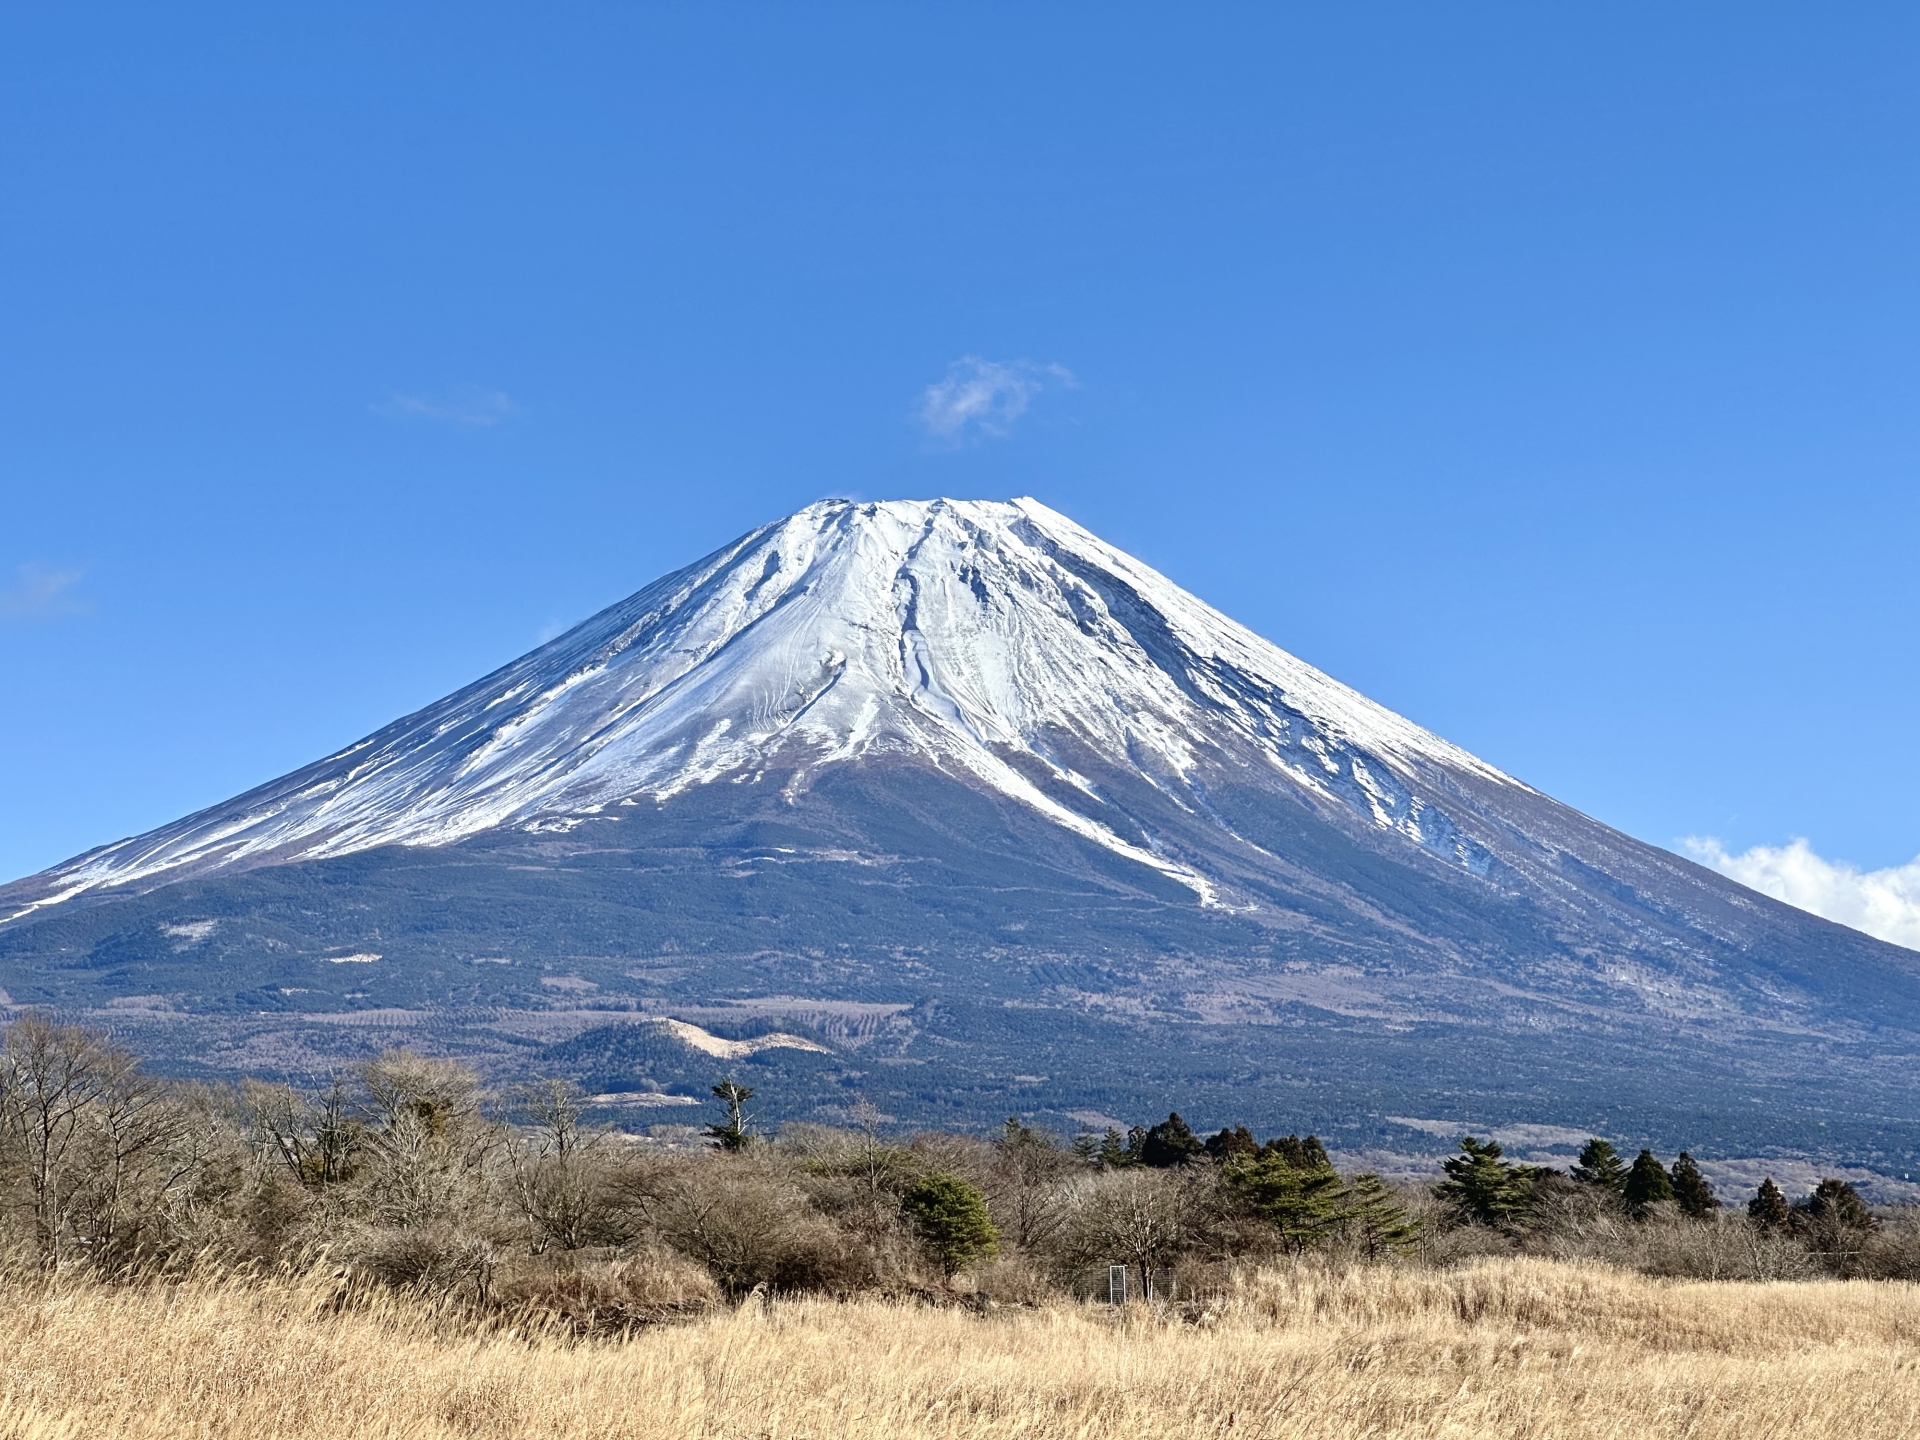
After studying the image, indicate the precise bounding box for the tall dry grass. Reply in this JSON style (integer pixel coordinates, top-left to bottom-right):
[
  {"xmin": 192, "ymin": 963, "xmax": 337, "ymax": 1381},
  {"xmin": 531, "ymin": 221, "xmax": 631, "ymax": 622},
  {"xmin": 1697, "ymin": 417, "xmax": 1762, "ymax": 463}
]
[{"xmin": 3, "ymin": 1257, "xmax": 1919, "ymax": 1438}]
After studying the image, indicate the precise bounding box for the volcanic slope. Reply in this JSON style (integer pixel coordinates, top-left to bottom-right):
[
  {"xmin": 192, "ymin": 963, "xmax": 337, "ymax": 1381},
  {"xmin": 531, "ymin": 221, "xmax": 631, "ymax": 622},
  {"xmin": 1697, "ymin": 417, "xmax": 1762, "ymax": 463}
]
[{"xmin": 4, "ymin": 498, "xmax": 1918, "ymax": 1170}]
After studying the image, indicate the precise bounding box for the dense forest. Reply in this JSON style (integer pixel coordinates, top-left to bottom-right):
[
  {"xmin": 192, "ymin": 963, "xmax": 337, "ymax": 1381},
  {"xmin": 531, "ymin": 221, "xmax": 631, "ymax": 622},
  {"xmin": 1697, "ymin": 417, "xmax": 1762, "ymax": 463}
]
[{"xmin": 0, "ymin": 1014, "xmax": 1912, "ymax": 1325}]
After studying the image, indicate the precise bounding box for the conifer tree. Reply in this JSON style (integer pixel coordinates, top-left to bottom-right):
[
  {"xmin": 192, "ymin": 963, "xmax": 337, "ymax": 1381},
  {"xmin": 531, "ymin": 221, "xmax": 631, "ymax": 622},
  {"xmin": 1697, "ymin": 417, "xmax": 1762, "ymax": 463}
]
[
  {"xmin": 1070, "ymin": 1131, "xmax": 1100, "ymax": 1165},
  {"xmin": 1570, "ymin": 1138, "xmax": 1627, "ymax": 1197},
  {"xmin": 1139, "ymin": 1113, "xmax": 1206, "ymax": 1168},
  {"xmin": 1622, "ymin": 1149, "xmax": 1673, "ymax": 1216},
  {"xmin": 1205, "ymin": 1125, "xmax": 1258, "ymax": 1163},
  {"xmin": 1433, "ymin": 1137, "xmax": 1536, "ymax": 1226},
  {"xmin": 1227, "ymin": 1145, "xmax": 1343, "ymax": 1253},
  {"xmin": 1748, "ymin": 1177, "xmax": 1790, "ymax": 1230},
  {"xmin": 900, "ymin": 1173, "xmax": 1000, "ymax": 1278},
  {"xmin": 1795, "ymin": 1178, "xmax": 1875, "ymax": 1236},
  {"xmin": 705, "ymin": 1078, "xmax": 755, "ymax": 1151},
  {"xmin": 1096, "ymin": 1127, "xmax": 1132, "ymax": 1168},
  {"xmin": 1792, "ymin": 1178, "xmax": 1876, "ymax": 1273},
  {"xmin": 1668, "ymin": 1152, "xmax": 1719, "ymax": 1218},
  {"xmin": 1338, "ymin": 1172, "xmax": 1420, "ymax": 1259},
  {"xmin": 1262, "ymin": 1134, "xmax": 1332, "ymax": 1171}
]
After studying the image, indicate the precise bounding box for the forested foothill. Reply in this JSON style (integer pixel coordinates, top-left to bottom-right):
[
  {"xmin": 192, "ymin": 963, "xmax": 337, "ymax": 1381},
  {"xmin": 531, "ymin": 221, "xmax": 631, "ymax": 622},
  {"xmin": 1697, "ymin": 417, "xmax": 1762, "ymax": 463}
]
[{"xmin": 0, "ymin": 1014, "xmax": 1912, "ymax": 1328}]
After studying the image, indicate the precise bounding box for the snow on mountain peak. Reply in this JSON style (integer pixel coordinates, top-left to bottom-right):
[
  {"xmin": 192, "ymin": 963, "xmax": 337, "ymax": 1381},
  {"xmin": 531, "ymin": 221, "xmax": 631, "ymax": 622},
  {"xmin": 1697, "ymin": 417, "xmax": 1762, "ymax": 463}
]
[{"xmin": 7, "ymin": 497, "xmax": 1517, "ymax": 918}]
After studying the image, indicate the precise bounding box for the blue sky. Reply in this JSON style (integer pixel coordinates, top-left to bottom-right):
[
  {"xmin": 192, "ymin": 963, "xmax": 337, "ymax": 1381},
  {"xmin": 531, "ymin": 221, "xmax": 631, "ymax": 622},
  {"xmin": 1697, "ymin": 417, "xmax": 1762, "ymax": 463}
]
[{"xmin": 4, "ymin": 6, "xmax": 1919, "ymax": 933}]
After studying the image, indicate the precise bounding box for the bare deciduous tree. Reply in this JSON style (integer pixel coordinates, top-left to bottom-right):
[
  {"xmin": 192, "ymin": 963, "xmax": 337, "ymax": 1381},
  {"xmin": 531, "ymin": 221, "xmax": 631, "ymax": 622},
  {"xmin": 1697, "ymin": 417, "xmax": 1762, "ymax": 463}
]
[
  {"xmin": 987, "ymin": 1118, "xmax": 1077, "ymax": 1252},
  {"xmin": 246, "ymin": 1074, "xmax": 360, "ymax": 1188},
  {"xmin": 0, "ymin": 1015, "xmax": 123, "ymax": 1268},
  {"xmin": 1062, "ymin": 1167, "xmax": 1206, "ymax": 1299},
  {"xmin": 356, "ymin": 1051, "xmax": 496, "ymax": 1231},
  {"xmin": 509, "ymin": 1078, "xmax": 627, "ymax": 1252}
]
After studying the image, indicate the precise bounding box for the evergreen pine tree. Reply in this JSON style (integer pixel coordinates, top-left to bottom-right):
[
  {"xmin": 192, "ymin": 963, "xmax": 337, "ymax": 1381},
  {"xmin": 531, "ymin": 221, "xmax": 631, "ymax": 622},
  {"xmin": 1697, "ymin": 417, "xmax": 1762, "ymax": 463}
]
[
  {"xmin": 1793, "ymin": 1178, "xmax": 1877, "ymax": 1272},
  {"xmin": 1794, "ymin": 1178, "xmax": 1876, "ymax": 1237},
  {"xmin": 900, "ymin": 1173, "xmax": 1000, "ymax": 1278},
  {"xmin": 1227, "ymin": 1146, "xmax": 1344, "ymax": 1253},
  {"xmin": 705, "ymin": 1077, "xmax": 755, "ymax": 1151},
  {"xmin": 1262, "ymin": 1134, "xmax": 1332, "ymax": 1170},
  {"xmin": 1338, "ymin": 1172, "xmax": 1421, "ymax": 1258},
  {"xmin": 1622, "ymin": 1149, "xmax": 1674, "ymax": 1216},
  {"xmin": 1070, "ymin": 1131, "xmax": 1100, "ymax": 1165},
  {"xmin": 1096, "ymin": 1127, "xmax": 1132, "ymax": 1168},
  {"xmin": 1205, "ymin": 1125, "xmax": 1258, "ymax": 1163},
  {"xmin": 1434, "ymin": 1137, "xmax": 1537, "ymax": 1226},
  {"xmin": 1139, "ymin": 1112, "xmax": 1206, "ymax": 1168},
  {"xmin": 1570, "ymin": 1138, "xmax": 1627, "ymax": 1197},
  {"xmin": 1668, "ymin": 1152, "xmax": 1719, "ymax": 1218},
  {"xmin": 1748, "ymin": 1177, "xmax": 1790, "ymax": 1230}
]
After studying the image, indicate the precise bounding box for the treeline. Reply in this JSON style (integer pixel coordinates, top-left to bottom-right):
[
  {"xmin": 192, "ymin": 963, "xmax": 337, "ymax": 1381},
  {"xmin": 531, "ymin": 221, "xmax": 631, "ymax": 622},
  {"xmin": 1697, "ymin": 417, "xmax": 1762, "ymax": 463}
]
[
  {"xmin": 1064, "ymin": 1116, "xmax": 1898, "ymax": 1281},
  {"xmin": 0, "ymin": 1015, "xmax": 1914, "ymax": 1322},
  {"xmin": 1425, "ymin": 1134, "xmax": 1893, "ymax": 1275}
]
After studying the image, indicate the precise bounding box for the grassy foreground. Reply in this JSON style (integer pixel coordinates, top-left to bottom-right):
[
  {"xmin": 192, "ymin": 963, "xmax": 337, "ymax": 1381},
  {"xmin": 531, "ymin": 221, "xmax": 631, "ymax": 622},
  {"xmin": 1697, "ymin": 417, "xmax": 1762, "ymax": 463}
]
[{"xmin": 3, "ymin": 1259, "xmax": 1919, "ymax": 1439}]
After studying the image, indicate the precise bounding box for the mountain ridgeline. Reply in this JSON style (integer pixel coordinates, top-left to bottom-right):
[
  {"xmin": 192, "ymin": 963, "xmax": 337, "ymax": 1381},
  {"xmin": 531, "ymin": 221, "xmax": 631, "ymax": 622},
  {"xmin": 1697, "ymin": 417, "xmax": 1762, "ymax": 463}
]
[{"xmin": 3, "ymin": 498, "xmax": 1917, "ymax": 1172}]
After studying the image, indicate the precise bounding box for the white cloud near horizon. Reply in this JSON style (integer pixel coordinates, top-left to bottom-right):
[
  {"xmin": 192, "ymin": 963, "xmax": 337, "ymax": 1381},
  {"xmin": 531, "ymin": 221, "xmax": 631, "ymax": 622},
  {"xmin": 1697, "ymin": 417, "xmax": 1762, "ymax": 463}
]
[
  {"xmin": 378, "ymin": 385, "xmax": 519, "ymax": 427},
  {"xmin": 1686, "ymin": 836, "xmax": 1920, "ymax": 952},
  {"xmin": 0, "ymin": 562, "xmax": 87, "ymax": 621},
  {"xmin": 918, "ymin": 356, "xmax": 1073, "ymax": 442}
]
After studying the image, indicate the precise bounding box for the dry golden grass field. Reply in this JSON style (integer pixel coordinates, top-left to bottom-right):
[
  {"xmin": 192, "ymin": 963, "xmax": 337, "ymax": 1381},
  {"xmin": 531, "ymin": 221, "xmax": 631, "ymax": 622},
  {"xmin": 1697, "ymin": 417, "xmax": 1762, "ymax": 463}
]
[{"xmin": 4, "ymin": 1259, "xmax": 1920, "ymax": 1439}]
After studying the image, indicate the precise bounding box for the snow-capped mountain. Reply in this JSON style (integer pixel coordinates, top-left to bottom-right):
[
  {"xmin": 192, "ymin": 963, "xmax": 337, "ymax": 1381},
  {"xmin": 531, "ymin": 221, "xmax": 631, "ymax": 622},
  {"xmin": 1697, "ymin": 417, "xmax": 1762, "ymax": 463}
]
[
  {"xmin": 6, "ymin": 497, "xmax": 1920, "ymax": 1173},
  {"xmin": 6, "ymin": 497, "xmax": 1512, "ymax": 919}
]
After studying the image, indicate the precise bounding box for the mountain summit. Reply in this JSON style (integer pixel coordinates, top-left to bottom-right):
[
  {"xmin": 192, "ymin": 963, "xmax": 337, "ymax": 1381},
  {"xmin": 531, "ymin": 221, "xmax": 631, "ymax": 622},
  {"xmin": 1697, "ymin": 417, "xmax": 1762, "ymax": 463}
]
[
  {"xmin": 5, "ymin": 498, "xmax": 1920, "ymax": 1173},
  {"xmin": 9, "ymin": 497, "xmax": 1506, "ymax": 916}
]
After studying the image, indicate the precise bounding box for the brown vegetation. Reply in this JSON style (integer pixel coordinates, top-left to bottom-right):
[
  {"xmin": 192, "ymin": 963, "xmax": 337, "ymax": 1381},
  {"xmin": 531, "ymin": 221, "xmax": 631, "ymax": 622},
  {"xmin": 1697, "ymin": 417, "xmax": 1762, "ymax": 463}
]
[
  {"xmin": 5, "ymin": 1015, "xmax": 1920, "ymax": 1435},
  {"xmin": 3, "ymin": 1257, "xmax": 1920, "ymax": 1437}
]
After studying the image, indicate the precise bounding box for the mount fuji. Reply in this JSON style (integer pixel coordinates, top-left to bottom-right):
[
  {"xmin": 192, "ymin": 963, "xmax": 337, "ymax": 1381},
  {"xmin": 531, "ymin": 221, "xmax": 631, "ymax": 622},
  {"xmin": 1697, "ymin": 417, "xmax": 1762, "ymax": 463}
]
[{"xmin": 5, "ymin": 498, "xmax": 1920, "ymax": 1174}]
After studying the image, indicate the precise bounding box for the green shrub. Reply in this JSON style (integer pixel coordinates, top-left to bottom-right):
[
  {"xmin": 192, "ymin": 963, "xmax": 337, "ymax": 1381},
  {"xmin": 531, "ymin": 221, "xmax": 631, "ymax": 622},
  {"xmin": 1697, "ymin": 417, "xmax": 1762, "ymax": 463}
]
[{"xmin": 900, "ymin": 1173, "xmax": 999, "ymax": 1279}]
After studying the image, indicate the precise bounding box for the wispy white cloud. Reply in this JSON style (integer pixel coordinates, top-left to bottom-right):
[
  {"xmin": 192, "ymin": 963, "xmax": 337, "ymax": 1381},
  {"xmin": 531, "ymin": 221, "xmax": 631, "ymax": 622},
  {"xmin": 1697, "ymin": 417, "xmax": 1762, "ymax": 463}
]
[
  {"xmin": 1686, "ymin": 836, "xmax": 1920, "ymax": 952},
  {"xmin": 377, "ymin": 385, "xmax": 519, "ymax": 427},
  {"xmin": 0, "ymin": 562, "xmax": 87, "ymax": 621},
  {"xmin": 918, "ymin": 356, "xmax": 1074, "ymax": 443}
]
